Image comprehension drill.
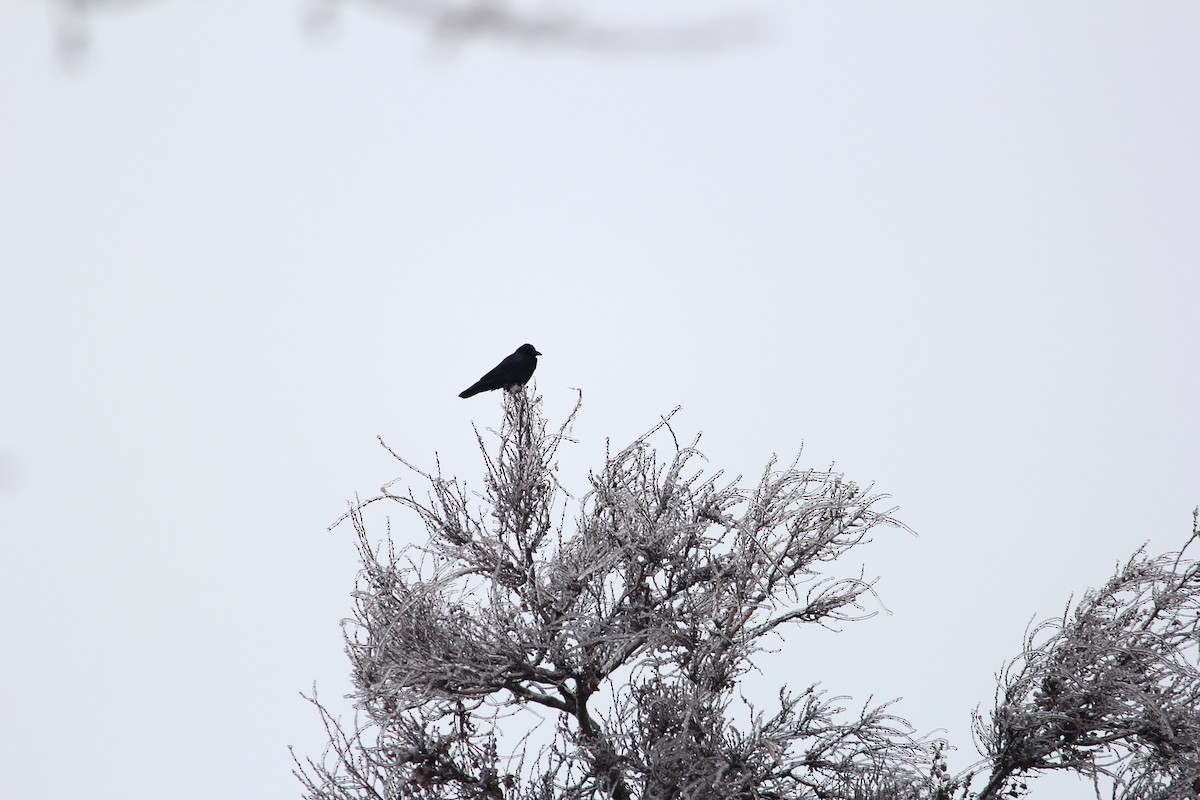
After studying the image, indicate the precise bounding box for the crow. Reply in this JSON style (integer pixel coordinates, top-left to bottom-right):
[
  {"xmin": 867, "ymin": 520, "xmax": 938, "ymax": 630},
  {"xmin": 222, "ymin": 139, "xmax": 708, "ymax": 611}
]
[{"xmin": 459, "ymin": 344, "xmax": 542, "ymax": 399}]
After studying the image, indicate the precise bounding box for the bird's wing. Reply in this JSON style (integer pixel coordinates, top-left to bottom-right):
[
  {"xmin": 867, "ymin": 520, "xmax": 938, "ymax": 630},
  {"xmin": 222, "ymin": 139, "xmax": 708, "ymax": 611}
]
[
  {"xmin": 477, "ymin": 352, "xmax": 516, "ymax": 383},
  {"xmin": 475, "ymin": 352, "xmax": 520, "ymax": 387}
]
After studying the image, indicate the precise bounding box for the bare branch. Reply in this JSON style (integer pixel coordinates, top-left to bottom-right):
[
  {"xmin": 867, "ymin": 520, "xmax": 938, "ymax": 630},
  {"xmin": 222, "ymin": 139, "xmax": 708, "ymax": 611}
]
[{"xmin": 45, "ymin": 0, "xmax": 757, "ymax": 59}]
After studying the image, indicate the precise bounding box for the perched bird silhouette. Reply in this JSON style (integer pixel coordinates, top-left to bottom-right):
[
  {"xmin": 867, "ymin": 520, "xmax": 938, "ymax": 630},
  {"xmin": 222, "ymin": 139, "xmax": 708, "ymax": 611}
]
[{"xmin": 459, "ymin": 344, "xmax": 542, "ymax": 399}]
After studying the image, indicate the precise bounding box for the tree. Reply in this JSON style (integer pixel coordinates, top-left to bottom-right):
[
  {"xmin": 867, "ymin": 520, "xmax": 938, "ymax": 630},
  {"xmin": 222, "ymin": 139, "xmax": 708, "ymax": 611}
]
[
  {"xmin": 970, "ymin": 512, "xmax": 1200, "ymax": 800},
  {"xmin": 294, "ymin": 391, "xmax": 952, "ymax": 800},
  {"xmin": 295, "ymin": 392, "xmax": 1200, "ymax": 800}
]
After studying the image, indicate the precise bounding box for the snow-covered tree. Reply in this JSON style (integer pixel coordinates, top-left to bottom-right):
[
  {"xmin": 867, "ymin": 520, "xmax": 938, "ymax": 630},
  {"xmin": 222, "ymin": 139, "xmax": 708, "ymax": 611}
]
[
  {"xmin": 971, "ymin": 512, "xmax": 1200, "ymax": 800},
  {"xmin": 294, "ymin": 391, "xmax": 950, "ymax": 800}
]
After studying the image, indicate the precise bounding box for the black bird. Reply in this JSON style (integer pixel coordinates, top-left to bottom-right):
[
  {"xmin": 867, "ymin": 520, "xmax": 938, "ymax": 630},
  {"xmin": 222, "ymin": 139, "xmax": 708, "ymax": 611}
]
[{"xmin": 459, "ymin": 344, "xmax": 542, "ymax": 399}]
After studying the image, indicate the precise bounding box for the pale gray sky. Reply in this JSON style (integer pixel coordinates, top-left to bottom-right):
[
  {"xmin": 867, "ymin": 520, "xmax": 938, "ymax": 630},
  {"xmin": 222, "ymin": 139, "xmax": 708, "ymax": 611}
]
[{"xmin": 2, "ymin": 3, "xmax": 1198, "ymax": 798}]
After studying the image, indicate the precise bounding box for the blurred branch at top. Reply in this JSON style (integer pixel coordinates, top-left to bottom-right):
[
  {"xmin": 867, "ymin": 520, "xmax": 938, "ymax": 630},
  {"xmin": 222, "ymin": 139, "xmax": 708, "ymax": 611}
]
[{"xmin": 49, "ymin": 0, "xmax": 757, "ymax": 59}]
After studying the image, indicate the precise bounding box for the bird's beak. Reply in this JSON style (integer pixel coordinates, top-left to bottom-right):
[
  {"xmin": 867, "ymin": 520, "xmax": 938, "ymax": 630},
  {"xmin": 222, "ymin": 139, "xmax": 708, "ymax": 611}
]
[{"xmin": 535, "ymin": 350, "xmax": 543, "ymax": 356}]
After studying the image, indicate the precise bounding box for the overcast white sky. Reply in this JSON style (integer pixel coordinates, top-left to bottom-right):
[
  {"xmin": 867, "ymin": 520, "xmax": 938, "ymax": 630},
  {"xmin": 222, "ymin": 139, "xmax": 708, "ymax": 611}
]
[{"xmin": 2, "ymin": 2, "xmax": 1198, "ymax": 798}]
